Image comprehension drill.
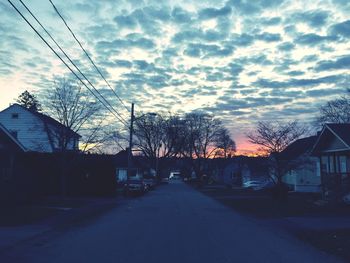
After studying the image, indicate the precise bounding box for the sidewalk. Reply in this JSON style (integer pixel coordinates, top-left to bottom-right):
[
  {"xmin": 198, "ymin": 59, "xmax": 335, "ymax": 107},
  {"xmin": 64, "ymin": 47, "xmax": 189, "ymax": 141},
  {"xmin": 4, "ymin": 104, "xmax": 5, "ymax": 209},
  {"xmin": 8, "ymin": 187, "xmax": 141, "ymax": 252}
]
[{"xmin": 0, "ymin": 195, "xmax": 119, "ymax": 251}]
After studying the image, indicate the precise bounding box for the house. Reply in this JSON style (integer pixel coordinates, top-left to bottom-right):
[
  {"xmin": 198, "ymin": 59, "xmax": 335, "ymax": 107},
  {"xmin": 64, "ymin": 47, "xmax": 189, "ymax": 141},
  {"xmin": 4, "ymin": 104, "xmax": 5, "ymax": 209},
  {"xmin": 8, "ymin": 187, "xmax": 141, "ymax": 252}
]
[
  {"xmin": 114, "ymin": 150, "xmax": 154, "ymax": 182},
  {"xmin": 215, "ymin": 157, "xmax": 269, "ymax": 187},
  {"xmin": 0, "ymin": 104, "xmax": 80, "ymax": 152},
  {"xmin": 0, "ymin": 123, "xmax": 25, "ymax": 182},
  {"xmin": 241, "ymin": 157, "xmax": 270, "ymax": 183},
  {"xmin": 311, "ymin": 123, "xmax": 350, "ymax": 199},
  {"xmin": 0, "ymin": 122, "xmax": 26, "ymax": 153},
  {"xmin": 114, "ymin": 149, "xmax": 129, "ymax": 182},
  {"xmin": 279, "ymin": 136, "xmax": 320, "ymax": 192}
]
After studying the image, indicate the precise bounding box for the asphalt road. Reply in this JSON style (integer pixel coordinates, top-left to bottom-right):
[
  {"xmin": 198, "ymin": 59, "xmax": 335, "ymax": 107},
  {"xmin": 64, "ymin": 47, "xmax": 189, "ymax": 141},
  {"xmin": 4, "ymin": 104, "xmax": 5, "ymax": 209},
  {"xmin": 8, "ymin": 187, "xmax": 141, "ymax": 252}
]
[{"xmin": 0, "ymin": 181, "xmax": 343, "ymax": 263}]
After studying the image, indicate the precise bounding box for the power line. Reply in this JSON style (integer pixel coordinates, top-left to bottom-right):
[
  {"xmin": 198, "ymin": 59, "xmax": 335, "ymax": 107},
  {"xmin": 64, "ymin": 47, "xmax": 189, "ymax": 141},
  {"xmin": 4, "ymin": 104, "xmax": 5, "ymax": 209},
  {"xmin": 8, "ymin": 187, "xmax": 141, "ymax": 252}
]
[
  {"xmin": 7, "ymin": 0, "xmax": 129, "ymax": 127},
  {"xmin": 17, "ymin": 0, "xmax": 128, "ymax": 126},
  {"xmin": 48, "ymin": 0, "xmax": 130, "ymax": 113}
]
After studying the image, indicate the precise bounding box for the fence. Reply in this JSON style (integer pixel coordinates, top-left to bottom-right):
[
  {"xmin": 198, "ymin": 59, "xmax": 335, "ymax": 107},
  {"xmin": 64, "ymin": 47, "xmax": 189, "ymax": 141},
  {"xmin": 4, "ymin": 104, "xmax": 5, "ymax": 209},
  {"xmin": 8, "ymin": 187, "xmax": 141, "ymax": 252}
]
[{"xmin": 0, "ymin": 152, "xmax": 117, "ymax": 206}]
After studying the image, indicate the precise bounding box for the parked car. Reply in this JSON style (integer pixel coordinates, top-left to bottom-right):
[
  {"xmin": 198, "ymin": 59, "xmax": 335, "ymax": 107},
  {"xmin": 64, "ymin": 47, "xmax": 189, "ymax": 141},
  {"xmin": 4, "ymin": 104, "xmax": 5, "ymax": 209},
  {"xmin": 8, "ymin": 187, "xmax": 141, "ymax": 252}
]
[
  {"xmin": 123, "ymin": 178, "xmax": 146, "ymax": 195},
  {"xmin": 243, "ymin": 179, "xmax": 276, "ymax": 191},
  {"xmin": 243, "ymin": 180, "xmax": 263, "ymax": 190},
  {"xmin": 160, "ymin": 177, "xmax": 169, "ymax": 184},
  {"xmin": 169, "ymin": 171, "xmax": 181, "ymax": 179},
  {"xmin": 170, "ymin": 175, "xmax": 181, "ymax": 180},
  {"xmin": 143, "ymin": 178, "xmax": 157, "ymax": 190}
]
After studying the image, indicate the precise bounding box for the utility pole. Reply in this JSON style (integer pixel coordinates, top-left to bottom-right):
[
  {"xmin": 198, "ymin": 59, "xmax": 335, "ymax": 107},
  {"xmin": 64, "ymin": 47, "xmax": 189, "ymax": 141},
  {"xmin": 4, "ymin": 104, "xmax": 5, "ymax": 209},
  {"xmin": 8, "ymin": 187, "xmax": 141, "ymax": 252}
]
[{"xmin": 127, "ymin": 102, "xmax": 134, "ymax": 180}]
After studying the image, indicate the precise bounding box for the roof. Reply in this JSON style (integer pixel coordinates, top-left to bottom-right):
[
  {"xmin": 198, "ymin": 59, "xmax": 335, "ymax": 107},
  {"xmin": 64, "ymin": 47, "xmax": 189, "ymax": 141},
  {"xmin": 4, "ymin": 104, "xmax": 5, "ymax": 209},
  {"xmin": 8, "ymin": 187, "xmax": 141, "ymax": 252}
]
[
  {"xmin": 0, "ymin": 123, "xmax": 26, "ymax": 151},
  {"xmin": 326, "ymin": 123, "xmax": 350, "ymax": 147},
  {"xmin": 279, "ymin": 136, "xmax": 318, "ymax": 160},
  {"xmin": 114, "ymin": 149, "xmax": 129, "ymax": 167},
  {"xmin": 11, "ymin": 104, "xmax": 80, "ymax": 138}
]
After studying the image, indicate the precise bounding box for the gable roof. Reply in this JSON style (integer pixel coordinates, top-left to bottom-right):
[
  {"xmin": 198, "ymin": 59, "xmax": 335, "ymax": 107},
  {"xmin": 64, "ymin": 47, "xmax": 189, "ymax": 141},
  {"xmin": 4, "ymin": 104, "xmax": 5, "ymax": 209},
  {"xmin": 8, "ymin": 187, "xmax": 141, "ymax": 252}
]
[
  {"xmin": 0, "ymin": 123, "xmax": 26, "ymax": 151},
  {"xmin": 280, "ymin": 136, "xmax": 318, "ymax": 160},
  {"xmin": 7, "ymin": 104, "xmax": 80, "ymax": 138},
  {"xmin": 311, "ymin": 123, "xmax": 350, "ymax": 155},
  {"xmin": 326, "ymin": 123, "xmax": 350, "ymax": 148}
]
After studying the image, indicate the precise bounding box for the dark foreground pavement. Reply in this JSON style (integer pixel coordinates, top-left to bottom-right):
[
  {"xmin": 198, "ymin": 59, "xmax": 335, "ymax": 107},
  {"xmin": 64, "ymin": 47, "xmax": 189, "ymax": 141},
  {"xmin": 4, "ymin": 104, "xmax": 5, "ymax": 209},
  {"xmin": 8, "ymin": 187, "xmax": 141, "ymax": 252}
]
[{"xmin": 0, "ymin": 182, "xmax": 343, "ymax": 263}]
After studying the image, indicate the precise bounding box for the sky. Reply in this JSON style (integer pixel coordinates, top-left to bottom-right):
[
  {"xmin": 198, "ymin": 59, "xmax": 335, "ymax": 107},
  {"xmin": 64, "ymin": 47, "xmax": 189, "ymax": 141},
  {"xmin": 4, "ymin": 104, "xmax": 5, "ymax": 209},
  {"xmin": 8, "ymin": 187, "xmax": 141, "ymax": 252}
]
[{"xmin": 0, "ymin": 0, "xmax": 349, "ymax": 154}]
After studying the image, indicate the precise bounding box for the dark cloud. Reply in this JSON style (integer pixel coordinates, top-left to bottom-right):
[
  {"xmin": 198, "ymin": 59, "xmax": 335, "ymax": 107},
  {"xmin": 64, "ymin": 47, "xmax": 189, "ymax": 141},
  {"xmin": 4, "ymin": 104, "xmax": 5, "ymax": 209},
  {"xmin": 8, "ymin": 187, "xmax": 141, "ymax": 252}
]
[
  {"xmin": 286, "ymin": 71, "xmax": 304, "ymax": 76},
  {"xmin": 85, "ymin": 24, "xmax": 117, "ymax": 39},
  {"xmin": 295, "ymin": 33, "xmax": 337, "ymax": 45},
  {"xmin": 183, "ymin": 43, "xmax": 234, "ymax": 58},
  {"xmin": 213, "ymin": 96, "xmax": 293, "ymax": 113},
  {"xmin": 291, "ymin": 10, "xmax": 329, "ymax": 28},
  {"xmin": 226, "ymin": 0, "xmax": 261, "ymax": 15},
  {"xmin": 114, "ymin": 15, "xmax": 137, "ymax": 29},
  {"xmin": 96, "ymin": 35, "xmax": 156, "ymax": 53},
  {"xmin": 231, "ymin": 33, "xmax": 254, "ymax": 46},
  {"xmin": 133, "ymin": 60, "xmax": 152, "ymax": 70},
  {"xmin": 254, "ymin": 74, "xmax": 345, "ymax": 89},
  {"xmin": 246, "ymin": 54, "xmax": 273, "ymax": 66},
  {"xmin": 172, "ymin": 28, "xmax": 227, "ymax": 43},
  {"xmin": 171, "ymin": 7, "xmax": 192, "ymax": 23},
  {"xmin": 206, "ymin": 72, "xmax": 225, "ymax": 82},
  {"xmin": 198, "ymin": 6, "xmax": 232, "ymax": 20},
  {"xmin": 315, "ymin": 55, "xmax": 350, "ymax": 71},
  {"xmin": 302, "ymin": 55, "xmax": 319, "ymax": 62},
  {"xmin": 256, "ymin": 32, "xmax": 282, "ymax": 42},
  {"xmin": 305, "ymin": 87, "xmax": 344, "ymax": 97},
  {"xmin": 261, "ymin": 17, "xmax": 282, "ymax": 26},
  {"xmin": 115, "ymin": 60, "xmax": 133, "ymax": 68},
  {"xmin": 227, "ymin": 0, "xmax": 285, "ymax": 15},
  {"xmin": 227, "ymin": 63, "xmax": 244, "ymax": 75},
  {"xmin": 329, "ymin": 20, "xmax": 350, "ymax": 38},
  {"xmin": 277, "ymin": 42, "xmax": 295, "ymax": 52}
]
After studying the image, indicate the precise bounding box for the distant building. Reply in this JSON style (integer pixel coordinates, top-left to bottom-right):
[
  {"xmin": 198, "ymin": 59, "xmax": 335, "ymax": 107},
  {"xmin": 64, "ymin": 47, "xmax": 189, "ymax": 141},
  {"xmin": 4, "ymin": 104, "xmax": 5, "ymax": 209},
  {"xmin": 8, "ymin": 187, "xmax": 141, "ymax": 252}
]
[
  {"xmin": 311, "ymin": 123, "xmax": 350, "ymax": 199},
  {"xmin": 279, "ymin": 136, "xmax": 321, "ymax": 193},
  {"xmin": 213, "ymin": 157, "xmax": 269, "ymax": 187},
  {"xmin": 0, "ymin": 104, "xmax": 80, "ymax": 152}
]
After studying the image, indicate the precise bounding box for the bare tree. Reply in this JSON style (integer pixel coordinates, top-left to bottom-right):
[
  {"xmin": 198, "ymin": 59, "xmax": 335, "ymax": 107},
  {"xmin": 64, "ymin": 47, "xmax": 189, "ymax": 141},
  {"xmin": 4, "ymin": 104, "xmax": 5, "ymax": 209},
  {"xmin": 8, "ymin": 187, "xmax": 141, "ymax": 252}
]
[
  {"xmin": 160, "ymin": 114, "xmax": 185, "ymax": 158},
  {"xmin": 316, "ymin": 91, "xmax": 350, "ymax": 125},
  {"xmin": 179, "ymin": 113, "xmax": 226, "ymax": 177},
  {"xmin": 133, "ymin": 113, "xmax": 164, "ymax": 158},
  {"xmin": 246, "ymin": 121, "xmax": 307, "ymax": 187},
  {"xmin": 44, "ymin": 77, "xmax": 101, "ymax": 151},
  {"xmin": 214, "ymin": 128, "xmax": 236, "ymax": 158}
]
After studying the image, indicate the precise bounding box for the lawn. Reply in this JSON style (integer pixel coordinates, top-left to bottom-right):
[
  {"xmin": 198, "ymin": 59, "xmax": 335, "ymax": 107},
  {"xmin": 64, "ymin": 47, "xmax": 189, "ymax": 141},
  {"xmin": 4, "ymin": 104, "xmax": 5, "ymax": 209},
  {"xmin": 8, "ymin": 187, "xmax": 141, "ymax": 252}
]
[{"xmin": 198, "ymin": 184, "xmax": 350, "ymax": 262}]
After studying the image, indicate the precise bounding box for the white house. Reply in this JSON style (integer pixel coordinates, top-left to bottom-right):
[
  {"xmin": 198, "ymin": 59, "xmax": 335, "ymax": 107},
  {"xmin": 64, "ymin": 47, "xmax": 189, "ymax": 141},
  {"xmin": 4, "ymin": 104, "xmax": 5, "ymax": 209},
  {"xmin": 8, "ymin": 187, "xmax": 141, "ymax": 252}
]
[
  {"xmin": 311, "ymin": 123, "xmax": 350, "ymax": 199},
  {"xmin": 280, "ymin": 135, "xmax": 321, "ymax": 193},
  {"xmin": 0, "ymin": 104, "xmax": 80, "ymax": 152}
]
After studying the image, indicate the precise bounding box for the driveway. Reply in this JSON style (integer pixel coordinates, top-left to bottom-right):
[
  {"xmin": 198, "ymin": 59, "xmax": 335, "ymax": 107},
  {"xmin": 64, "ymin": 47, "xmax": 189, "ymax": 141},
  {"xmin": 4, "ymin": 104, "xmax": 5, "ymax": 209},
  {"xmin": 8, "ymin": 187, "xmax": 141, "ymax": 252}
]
[{"xmin": 0, "ymin": 182, "xmax": 343, "ymax": 263}]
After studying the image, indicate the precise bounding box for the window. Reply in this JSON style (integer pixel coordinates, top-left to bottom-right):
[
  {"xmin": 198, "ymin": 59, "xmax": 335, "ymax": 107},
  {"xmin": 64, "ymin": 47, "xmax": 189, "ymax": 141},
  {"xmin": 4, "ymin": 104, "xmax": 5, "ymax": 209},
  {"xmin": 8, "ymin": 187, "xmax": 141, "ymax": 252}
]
[
  {"xmin": 11, "ymin": 113, "xmax": 19, "ymax": 119},
  {"xmin": 316, "ymin": 161, "xmax": 321, "ymax": 177},
  {"xmin": 340, "ymin": 156, "xmax": 347, "ymax": 173},
  {"xmin": 321, "ymin": 156, "xmax": 329, "ymax": 173}
]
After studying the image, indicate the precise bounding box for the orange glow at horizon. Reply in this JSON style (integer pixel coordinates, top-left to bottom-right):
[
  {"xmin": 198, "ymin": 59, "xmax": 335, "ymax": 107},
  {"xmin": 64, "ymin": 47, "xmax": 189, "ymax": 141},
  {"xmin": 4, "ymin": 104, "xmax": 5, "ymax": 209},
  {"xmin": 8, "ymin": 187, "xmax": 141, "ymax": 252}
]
[{"xmin": 235, "ymin": 140, "xmax": 266, "ymax": 157}]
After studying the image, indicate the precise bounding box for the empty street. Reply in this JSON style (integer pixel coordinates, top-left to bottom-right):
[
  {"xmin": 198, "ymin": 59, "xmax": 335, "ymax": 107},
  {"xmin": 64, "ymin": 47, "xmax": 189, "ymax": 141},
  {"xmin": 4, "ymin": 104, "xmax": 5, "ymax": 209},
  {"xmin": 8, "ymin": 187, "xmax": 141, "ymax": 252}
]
[{"xmin": 0, "ymin": 182, "xmax": 342, "ymax": 263}]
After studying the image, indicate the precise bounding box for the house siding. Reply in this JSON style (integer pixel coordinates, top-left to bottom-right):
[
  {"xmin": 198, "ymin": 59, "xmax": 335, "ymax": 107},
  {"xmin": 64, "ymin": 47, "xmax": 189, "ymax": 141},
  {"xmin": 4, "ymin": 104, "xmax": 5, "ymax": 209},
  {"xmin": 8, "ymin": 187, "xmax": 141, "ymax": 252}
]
[
  {"xmin": 0, "ymin": 105, "xmax": 53, "ymax": 152},
  {"xmin": 282, "ymin": 157, "xmax": 321, "ymax": 193}
]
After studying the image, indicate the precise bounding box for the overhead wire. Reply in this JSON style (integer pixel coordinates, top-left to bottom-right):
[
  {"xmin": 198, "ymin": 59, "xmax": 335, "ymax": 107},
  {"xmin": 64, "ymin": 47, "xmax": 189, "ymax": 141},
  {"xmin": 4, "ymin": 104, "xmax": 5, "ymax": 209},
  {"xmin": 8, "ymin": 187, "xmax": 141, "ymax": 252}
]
[
  {"xmin": 7, "ymin": 0, "xmax": 129, "ymax": 127},
  {"xmin": 17, "ymin": 0, "xmax": 128, "ymax": 126},
  {"xmin": 48, "ymin": 0, "xmax": 130, "ymax": 113}
]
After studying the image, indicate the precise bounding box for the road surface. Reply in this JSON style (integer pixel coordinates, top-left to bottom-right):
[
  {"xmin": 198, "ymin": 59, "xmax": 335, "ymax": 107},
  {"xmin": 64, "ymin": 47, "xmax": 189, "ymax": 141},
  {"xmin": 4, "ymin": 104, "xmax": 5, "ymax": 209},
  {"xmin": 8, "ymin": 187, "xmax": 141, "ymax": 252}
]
[{"xmin": 0, "ymin": 181, "xmax": 342, "ymax": 263}]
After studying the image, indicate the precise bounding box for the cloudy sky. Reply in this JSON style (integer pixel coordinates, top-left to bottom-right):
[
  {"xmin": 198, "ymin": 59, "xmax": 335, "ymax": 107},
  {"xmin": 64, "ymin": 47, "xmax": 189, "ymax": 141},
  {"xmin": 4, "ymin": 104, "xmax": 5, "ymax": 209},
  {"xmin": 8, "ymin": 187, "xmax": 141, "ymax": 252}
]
[{"xmin": 0, "ymin": 0, "xmax": 349, "ymax": 153}]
